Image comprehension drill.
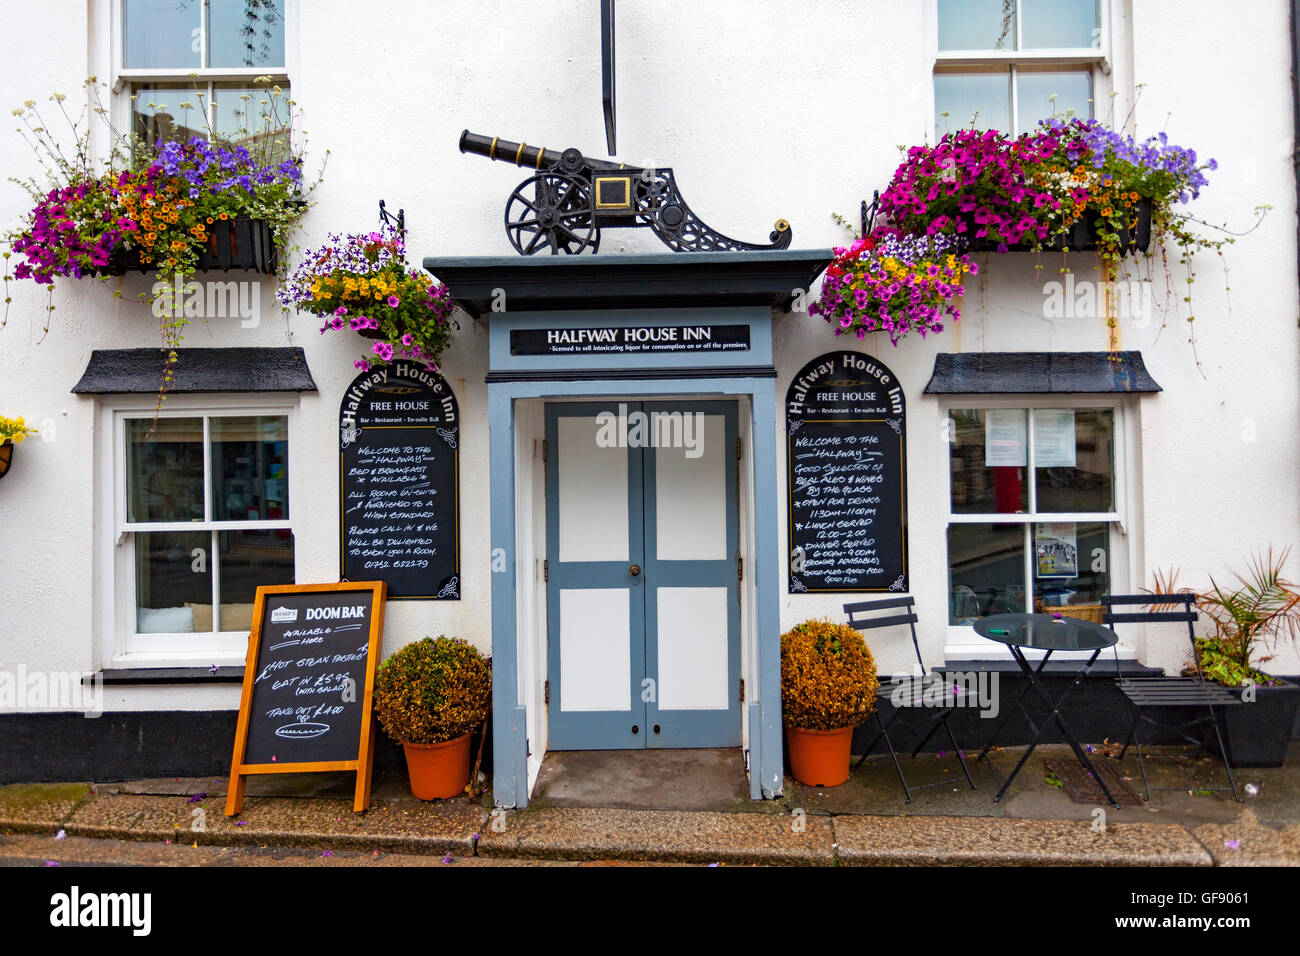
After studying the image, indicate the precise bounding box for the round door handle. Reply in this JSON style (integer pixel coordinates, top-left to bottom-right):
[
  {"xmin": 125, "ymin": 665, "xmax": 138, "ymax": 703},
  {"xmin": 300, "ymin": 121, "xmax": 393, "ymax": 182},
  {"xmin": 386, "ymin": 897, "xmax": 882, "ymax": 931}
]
[{"xmin": 629, "ymin": 564, "xmax": 641, "ymax": 576}]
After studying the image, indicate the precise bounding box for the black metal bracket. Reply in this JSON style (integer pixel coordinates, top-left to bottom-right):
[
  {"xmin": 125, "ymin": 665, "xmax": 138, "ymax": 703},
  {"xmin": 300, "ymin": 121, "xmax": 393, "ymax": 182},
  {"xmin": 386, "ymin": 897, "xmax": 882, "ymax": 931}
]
[
  {"xmin": 860, "ymin": 189, "xmax": 880, "ymax": 238},
  {"xmin": 379, "ymin": 199, "xmax": 406, "ymax": 235}
]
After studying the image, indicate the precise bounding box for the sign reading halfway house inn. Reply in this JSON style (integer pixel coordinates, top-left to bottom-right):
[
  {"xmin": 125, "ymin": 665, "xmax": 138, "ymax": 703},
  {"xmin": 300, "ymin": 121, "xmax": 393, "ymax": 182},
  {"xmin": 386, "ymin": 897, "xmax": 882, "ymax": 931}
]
[
  {"xmin": 226, "ymin": 581, "xmax": 386, "ymax": 815},
  {"xmin": 785, "ymin": 351, "xmax": 908, "ymax": 593},
  {"xmin": 339, "ymin": 361, "xmax": 460, "ymax": 599},
  {"xmin": 510, "ymin": 323, "xmax": 751, "ymax": 355}
]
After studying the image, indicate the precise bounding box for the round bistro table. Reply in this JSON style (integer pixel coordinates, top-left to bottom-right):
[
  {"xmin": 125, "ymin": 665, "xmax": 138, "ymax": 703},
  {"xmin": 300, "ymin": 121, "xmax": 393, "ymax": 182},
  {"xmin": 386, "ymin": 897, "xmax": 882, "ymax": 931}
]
[{"xmin": 973, "ymin": 612, "xmax": 1121, "ymax": 807}]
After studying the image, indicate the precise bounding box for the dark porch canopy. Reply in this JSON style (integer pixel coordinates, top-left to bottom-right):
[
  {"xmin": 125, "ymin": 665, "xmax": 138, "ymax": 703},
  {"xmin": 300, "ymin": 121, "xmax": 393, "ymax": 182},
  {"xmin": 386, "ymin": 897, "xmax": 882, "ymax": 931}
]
[
  {"xmin": 72, "ymin": 347, "xmax": 318, "ymax": 394},
  {"xmin": 924, "ymin": 351, "xmax": 1162, "ymax": 394},
  {"xmin": 422, "ymin": 249, "xmax": 833, "ymax": 317}
]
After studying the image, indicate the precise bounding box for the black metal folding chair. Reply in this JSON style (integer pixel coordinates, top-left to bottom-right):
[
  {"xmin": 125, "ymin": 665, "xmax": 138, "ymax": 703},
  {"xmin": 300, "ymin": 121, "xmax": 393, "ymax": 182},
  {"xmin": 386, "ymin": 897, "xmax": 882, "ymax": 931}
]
[
  {"xmin": 844, "ymin": 596, "xmax": 977, "ymax": 803},
  {"xmin": 1105, "ymin": 593, "xmax": 1243, "ymax": 802}
]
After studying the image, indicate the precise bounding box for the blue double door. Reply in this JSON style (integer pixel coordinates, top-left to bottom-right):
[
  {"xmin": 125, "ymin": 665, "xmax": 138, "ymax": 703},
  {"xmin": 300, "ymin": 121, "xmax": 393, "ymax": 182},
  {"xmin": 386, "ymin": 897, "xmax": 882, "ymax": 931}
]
[{"xmin": 545, "ymin": 401, "xmax": 741, "ymax": 750}]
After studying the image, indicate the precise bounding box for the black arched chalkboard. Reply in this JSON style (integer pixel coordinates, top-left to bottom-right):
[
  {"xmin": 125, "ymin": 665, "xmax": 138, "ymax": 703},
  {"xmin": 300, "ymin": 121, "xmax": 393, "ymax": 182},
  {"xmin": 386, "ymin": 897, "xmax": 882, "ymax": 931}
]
[
  {"xmin": 785, "ymin": 351, "xmax": 908, "ymax": 593},
  {"xmin": 339, "ymin": 361, "xmax": 460, "ymax": 599}
]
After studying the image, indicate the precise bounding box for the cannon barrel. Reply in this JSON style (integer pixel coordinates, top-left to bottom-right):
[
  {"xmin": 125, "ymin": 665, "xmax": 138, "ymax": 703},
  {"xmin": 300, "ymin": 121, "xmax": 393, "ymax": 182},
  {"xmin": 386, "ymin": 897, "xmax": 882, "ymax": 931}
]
[{"xmin": 460, "ymin": 130, "xmax": 563, "ymax": 171}]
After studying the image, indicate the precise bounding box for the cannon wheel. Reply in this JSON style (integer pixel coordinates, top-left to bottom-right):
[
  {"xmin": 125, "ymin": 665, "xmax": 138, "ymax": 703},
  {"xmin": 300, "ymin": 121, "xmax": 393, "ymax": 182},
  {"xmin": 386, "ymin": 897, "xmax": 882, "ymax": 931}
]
[{"xmin": 504, "ymin": 172, "xmax": 600, "ymax": 255}]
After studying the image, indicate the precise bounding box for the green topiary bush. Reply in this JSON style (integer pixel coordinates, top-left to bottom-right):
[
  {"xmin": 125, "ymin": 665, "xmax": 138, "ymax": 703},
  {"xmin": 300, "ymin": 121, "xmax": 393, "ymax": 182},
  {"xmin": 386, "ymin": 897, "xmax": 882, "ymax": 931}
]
[
  {"xmin": 373, "ymin": 636, "xmax": 491, "ymax": 745},
  {"xmin": 780, "ymin": 619, "xmax": 878, "ymax": 731}
]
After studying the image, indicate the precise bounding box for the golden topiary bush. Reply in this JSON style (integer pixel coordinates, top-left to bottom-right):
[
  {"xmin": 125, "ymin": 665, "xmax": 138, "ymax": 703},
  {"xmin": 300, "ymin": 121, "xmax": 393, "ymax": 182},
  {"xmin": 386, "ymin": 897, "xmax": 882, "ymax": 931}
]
[
  {"xmin": 780, "ymin": 619, "xmax": 878, "ymax": 731},
  {"xmin": 373, "ymin": 636, "xmax": 492, "ymax": 745}
]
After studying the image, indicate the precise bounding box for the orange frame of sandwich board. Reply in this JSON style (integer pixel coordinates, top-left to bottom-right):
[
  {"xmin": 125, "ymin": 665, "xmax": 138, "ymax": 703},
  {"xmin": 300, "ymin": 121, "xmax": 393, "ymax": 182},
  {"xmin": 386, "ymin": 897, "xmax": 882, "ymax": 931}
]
[{"xmin": 225, "ymin": 581, "xmax": 387, "ymax": 816}]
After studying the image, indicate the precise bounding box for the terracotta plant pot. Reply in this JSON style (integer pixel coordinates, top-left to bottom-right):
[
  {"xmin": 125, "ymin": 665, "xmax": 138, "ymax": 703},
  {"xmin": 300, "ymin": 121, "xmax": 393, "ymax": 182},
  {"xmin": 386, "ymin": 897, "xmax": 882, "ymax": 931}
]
[
  {"xmin": 402, "ymin": 732, "xmax": 472, "ymax": 799},
  {"xmin": 0, "ymin": 440, "xmax": 12, "ymax": 480},
  {"xmin": 786, "ymin": 725, "xmax": 854, "ymax": 787}
]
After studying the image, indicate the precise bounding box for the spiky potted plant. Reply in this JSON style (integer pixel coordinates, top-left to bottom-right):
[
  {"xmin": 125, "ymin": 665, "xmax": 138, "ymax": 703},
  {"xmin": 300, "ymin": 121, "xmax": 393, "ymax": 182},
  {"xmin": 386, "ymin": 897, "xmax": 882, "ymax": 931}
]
[
  {"xmin": 780, "ymin": 619, "xmax": 879, "ymax": 786},
  {"xmin": 372, "ymin": 636, "xmax": 492, "ymax": 799},
  {"xmin": 1192, "ymin": 548, "xmax": 1300, "ymax": 767}
]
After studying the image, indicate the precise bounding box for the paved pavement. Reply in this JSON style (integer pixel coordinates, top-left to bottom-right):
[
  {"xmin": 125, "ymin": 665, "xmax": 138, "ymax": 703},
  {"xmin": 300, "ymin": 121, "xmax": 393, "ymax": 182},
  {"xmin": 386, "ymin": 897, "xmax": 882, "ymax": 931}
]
[{"xmin": 1, "ymin": 743, "xmax": 1297, "ymax": 866}]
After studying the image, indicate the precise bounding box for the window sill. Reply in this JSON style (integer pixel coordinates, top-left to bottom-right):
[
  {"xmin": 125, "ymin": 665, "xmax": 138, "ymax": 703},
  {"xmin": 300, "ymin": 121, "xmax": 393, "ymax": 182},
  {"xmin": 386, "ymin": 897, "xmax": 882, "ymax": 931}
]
[{"xmin": 85, "ymin": 667, "xmax": 245, "ymax": 685}]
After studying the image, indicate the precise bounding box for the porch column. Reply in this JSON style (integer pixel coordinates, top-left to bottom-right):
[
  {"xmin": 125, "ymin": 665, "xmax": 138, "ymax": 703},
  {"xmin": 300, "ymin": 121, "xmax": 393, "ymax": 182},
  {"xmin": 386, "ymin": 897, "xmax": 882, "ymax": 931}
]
[
  {"xmin": 751, "ymin": 377, "xmax": 784, "ymax": 798},
  {"xmin": 488, "ymin": 386, "xmax": 528, "ymax": 807}
]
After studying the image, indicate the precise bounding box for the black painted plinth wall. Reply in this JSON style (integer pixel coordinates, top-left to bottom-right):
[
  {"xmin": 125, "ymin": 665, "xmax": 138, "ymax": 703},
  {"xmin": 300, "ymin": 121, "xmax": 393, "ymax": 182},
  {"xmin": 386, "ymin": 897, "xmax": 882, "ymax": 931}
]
[{"xmin": 0, "ymin": 712, "xmax": 494, "ymax": 786}]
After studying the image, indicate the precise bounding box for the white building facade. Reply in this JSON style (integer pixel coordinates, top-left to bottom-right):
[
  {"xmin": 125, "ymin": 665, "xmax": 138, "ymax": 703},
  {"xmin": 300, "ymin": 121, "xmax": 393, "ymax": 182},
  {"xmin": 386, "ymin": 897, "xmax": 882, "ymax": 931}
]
[{"xmin": 0, "ymin": 0, "xmax": 1297, "ymax": 805}]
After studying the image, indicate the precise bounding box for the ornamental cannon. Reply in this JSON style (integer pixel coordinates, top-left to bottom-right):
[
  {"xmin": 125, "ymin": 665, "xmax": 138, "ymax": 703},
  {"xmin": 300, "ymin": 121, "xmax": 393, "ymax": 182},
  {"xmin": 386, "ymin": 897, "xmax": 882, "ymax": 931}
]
[{"xmin": 459, "ymin": 130, "xmax": 792, "ymax": 256}]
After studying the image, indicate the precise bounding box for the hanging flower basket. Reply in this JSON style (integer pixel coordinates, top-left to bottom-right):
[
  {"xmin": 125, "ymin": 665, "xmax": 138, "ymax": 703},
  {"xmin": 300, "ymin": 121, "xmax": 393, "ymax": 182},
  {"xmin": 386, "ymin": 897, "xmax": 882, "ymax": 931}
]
[
  {"xmin": 0, "ymin": 417, "xmax": 37, "ymax": 480},
  {"xmin": 100, "ymin": 217, "xmax": 280, "ymax": 275},
  {"xmin": 278, "ymin": 225, "xmax": 457, "ymax": 371}
]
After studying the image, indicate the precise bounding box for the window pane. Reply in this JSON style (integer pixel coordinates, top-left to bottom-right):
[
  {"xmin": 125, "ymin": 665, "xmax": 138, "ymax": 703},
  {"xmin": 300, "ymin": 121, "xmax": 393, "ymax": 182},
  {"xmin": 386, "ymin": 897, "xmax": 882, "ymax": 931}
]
[
  {"xmin": 1020, "ymin": 0, "xmax": 1099, "ymax": 49},
  {"xmin": 1033, "ymin": 407, "xmax": 1113, "ymax": 512},
  {"xmin": 135, "ymin": 531, "xmax": 211, "ymax": 632},
  {"xmin": 948, "ymin": 523, "xmax": 1027, "ymax": 624},
  {"xmin": 126, "ymin": 418, "xmax": 205, "ymax": 523},
  {"xmin": 208, "ymin": 0, "xmax": 286, "ymax": 68},
  {"xmin": 211, "ymin": 416, "xmax": 289, "ymax": 521},
  {"xmin": 935, "ymin": 70, "xmax": 1011, "ymax": 136},
  {"xmin": 1016, "ymin": 68, "xmax": 1093, "ymax": 131},
  {"xmin": 210, "ymin": 83, "xmax": 292, "ymax": 162},
  {"xmin": 1032, "ymin": 521, "xmax": 1109, "ymax": 611},
  {"xmin": 949, "ymin": 408, "xmax": 1027, "ymax": 514},
  {"xmin": 938, "ymin": 0, "xmax": 1016, "ymax": 51},
  {"xmin": 123, "ymin": 0, "xmax": 201, "ymax": 69},
  {"xmin": 217, "ymin": 530, "xmax": 294, "ymax": 627},
  {"xmin": 131, "ymin": 84, "xmax": 209, "ymax": 150}
]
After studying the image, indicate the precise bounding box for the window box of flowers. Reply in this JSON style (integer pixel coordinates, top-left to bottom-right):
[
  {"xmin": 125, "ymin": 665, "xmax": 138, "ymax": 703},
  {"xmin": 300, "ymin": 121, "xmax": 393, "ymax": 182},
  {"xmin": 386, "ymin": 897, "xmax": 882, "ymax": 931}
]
[
  {"xmin": 814, "ymin": 118, "xmax": 1217, "ymax": 347},
  {"xmin": 102, "ymin": 214, "xmax": 280, "ymax": 276},
  {"xmin": 278, "ymin": 224, "xmax": 457, "ymax": 372},
  {"xmin": 3, "ymin": 81, "xmax": 314, "ymax": 364},
  {"xmin": 874, "ymin": 122, "xmax": 1181, "ymax": 258}
]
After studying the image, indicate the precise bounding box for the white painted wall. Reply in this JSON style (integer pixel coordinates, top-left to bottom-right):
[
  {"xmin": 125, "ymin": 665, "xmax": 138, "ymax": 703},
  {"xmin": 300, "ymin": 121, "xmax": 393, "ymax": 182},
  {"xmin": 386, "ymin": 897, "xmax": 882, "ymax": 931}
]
[{"xmin": 0, "ymin": 0, "xmax": 1297, "ymax": 717}]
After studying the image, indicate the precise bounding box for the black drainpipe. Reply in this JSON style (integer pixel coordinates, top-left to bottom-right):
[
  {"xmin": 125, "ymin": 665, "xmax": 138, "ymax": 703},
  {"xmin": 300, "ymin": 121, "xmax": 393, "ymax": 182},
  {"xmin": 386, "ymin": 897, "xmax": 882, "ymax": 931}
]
[{"xmin": 1293, "ymin": 0, "xmax": 1300, "ymax": 299}]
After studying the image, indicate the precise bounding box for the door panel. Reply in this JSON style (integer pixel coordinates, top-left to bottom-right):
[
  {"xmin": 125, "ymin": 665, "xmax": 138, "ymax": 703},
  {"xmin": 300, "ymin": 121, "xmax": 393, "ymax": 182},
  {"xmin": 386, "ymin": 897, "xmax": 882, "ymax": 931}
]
[
  {"xmin": 643, "ymin": 403, "xmax": 741, "ymax": 748},
  {"xmin": 546, "ymin": 403, "xmax": 645, "ymax": 750},
  {"xmin": 655, "ymin": 586, "xmax": 729, "ymax": 710},
  {"xmin": 653, "ymin": 412, "xmax": 727, "ymax": 561},
  {"xmin": 545, "ymin": 400, "xmax": 739, "ymax": 751},
  {"xmin": 559, "ymin": 588, "xmax": 631, "ymax": 712},
  {"xmin": 557, "ymin": 415, "xmax": 629, "ymax": 563}
]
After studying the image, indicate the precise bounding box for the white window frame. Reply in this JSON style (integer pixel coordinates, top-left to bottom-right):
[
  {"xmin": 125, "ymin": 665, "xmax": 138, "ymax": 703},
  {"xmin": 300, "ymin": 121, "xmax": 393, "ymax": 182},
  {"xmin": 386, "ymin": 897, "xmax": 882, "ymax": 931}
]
[
  {"xmin": 926, "ymin": 0, "xmax": 1121, "ymax": 137},
  {"xmin": 106, "ymin": 0, "xmax": 298, "ymax": 145},
  {"xmin": 942, "ymin": 394, "xmax": 1137, "ymax": 661},
  {"xmin": 97, "ymin": 393, "xmax": 301, "ymax": 669}
]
